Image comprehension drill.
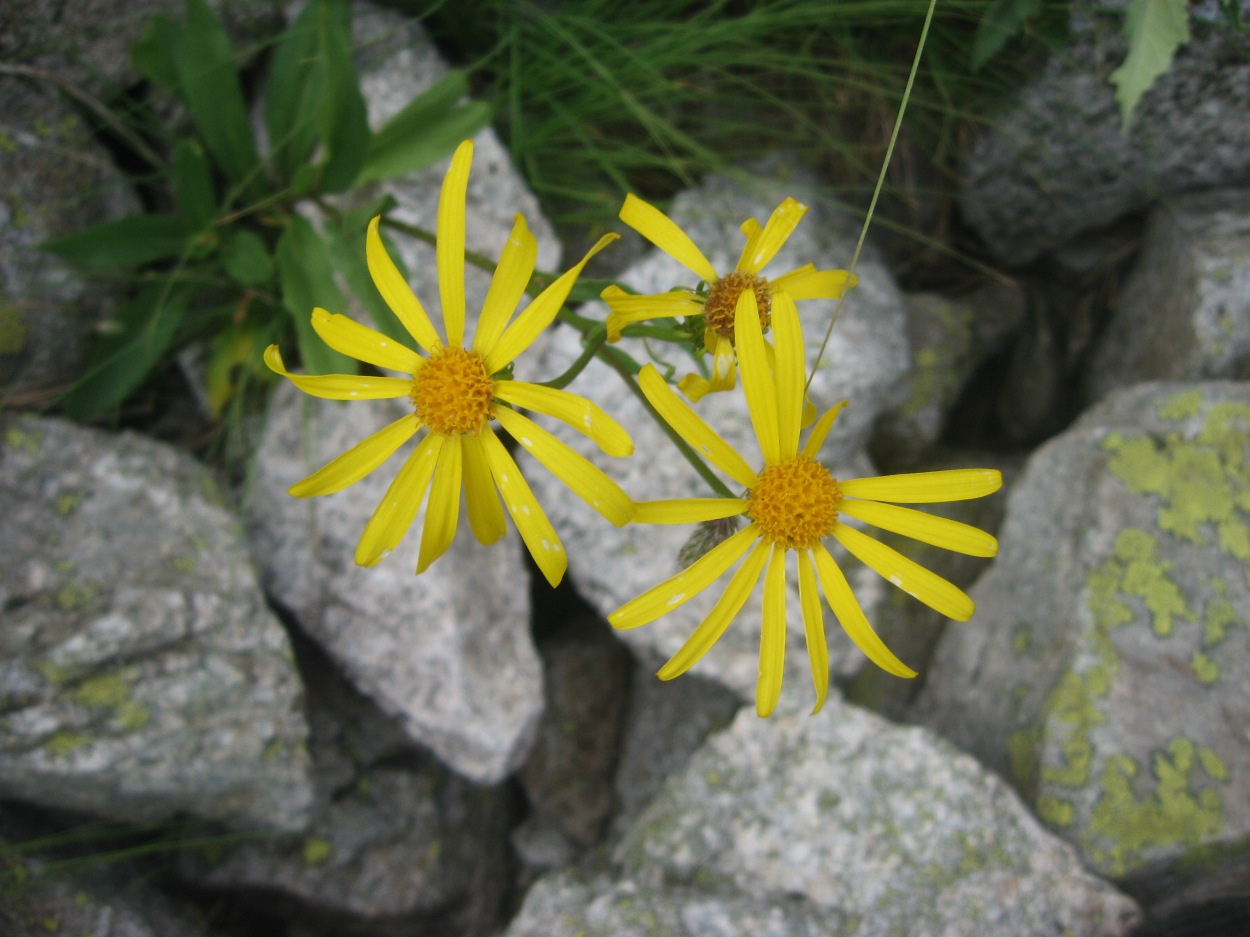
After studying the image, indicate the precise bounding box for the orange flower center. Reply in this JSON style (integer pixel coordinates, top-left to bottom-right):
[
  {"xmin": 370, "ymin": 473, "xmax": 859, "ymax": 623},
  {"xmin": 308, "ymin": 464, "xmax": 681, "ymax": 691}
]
[
  {"xmin": 747, "ymin": 456, "xmax": 841, "ymax": 550},
  {"xmin": 703, "ymin": 271, "xmax": 772, "ymax": 338},
  {"xmin": 410, "ymin": 346, "xmax": 493, "ymax": 435}
]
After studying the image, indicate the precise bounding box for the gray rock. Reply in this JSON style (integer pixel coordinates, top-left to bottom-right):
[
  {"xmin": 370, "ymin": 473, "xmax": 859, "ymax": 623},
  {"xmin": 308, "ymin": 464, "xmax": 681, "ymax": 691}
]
[
  {"xmin": 0, "ymin": 78, "xmax": 137, "ymax": 402},
  {"xmin": 0, "ymin": 415, "xmax": 314, "ymax": 831},
  {"xmin": 961, "ymin": 15, "xmax": 1250, "ymax": 266},
  {"xmin": 248, "ymin": 383, "xmax": 543, "ymax": 784},
  {"xmin": 508, "ymin": 696, "xmax": 1140, "ymax": 937},
  {"xmin": 1085, "ymin": 190, "xmax": 1250, "ymax": 403},
  {"xmin": 180, "ymin": 638, "xmax": 515, "ymax": 934},
  {"xmin": 913, "ymin": 382, "xmax": 1250, "ymax": 908},
  {"xmin": 524, "ymin": 164, "xmax": 909, "ymax": 700}
]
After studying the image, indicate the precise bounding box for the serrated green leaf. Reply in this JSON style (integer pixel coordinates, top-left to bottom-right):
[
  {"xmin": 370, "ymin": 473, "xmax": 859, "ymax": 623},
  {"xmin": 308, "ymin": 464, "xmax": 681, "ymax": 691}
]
[
  {"xmin": 971, "ymin": 0, "xmax": 1042, "ymax": 70},
  {"xmin": 358, "ymin": 72, "xmax": 491, "ymax": 184},
  {"xmin": 220, "ymin": 229, "xmax": 274, "ymax": 286},
  {"xmin": 43, "ymin": 214, "xmax": 192, "ymax": 268},
  {"xmin": 1110, "ymin": 0, "xmax": 1190, "ymax": 131},
  {"xmin": 275, "ymin": 215, "xmax": 355, "ymax": 375},
  {"xmin": 132, "ymin": 15, "xmax": 180, "ymax": 90},
  {"xmin": 172, "ymin": 0, "xmax": 261, "ymax": 190},
  {"xmin": 64, "ymin": 283, "xmax": 192, "ymax": 419},
  {"xmin": 264, "ymin": 0, "xmax": 324, "ymax": 184},
  {"xmin": 315, "ymin": 1, "xmax": 371, "ymax": 193},
  {"xmin": 172, "ymin": 139, "xmax": 217, "ymax": 230}
]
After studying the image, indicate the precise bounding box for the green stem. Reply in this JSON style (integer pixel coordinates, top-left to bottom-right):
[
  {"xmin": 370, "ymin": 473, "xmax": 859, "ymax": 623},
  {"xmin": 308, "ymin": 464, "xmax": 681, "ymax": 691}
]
[{"xmin": 541, "ymin": 326, "xmax": 607, "ymax": 389}]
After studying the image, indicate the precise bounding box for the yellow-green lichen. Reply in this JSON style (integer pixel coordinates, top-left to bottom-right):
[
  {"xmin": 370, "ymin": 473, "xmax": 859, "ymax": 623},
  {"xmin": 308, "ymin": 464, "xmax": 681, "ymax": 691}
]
[
  {"xmin": 4, "ymin": 425, "xmax": 43, "ymax": 455},
  {"xmin": 1190, "ymin": 650, "xmax": 1220, "ymax": 685},
  {"xmin": 1038, "ymin": 795, "xmax": 1075, "ymax": 828},
  {"xmin": 1011, "ymin": 625, "xmax": 1032, "ymax": 657},
  {"xmin": 1007, "ymin": 724, "xmax": 1041, "ymax": 790},
  {"xmin": 1087, "ymin": 738, "xmax": 1227, "ymax": 877},
  {"xmin": 44, "ymin": 732, "xmax": 92, "ymax": 757},
  {"xmin": 1157, "ymin": 390, "xmax": 1204, "ymax": 421},
  {"xmin": 301, "ymin": 837, "xmax": 333, "ymax": 866},
  {"xmin": 69, "ymin": 671, "xmax": 150, "ymax": 732},
  {"xmin": 55, "ymin": 580, "xmax": 103, "ymax": 612},
  {"xmin": 0, "ymin": 305, "xmax": 29, "ymax": 355},
  {"xmin": 53, "ymin": 491, "xmax": 84, "ymax": 516}
]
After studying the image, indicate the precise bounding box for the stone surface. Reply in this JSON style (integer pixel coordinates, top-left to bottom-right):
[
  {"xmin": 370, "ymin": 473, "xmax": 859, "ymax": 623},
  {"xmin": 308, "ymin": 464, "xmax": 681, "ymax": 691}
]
[
  {"xmin": 961, "ymin": 12, "xmax": 1250, "ymax": 266},
  {"xmin": 913, "ymin": 382, "xmax": 1250, "ymax": 909},
  {"xmin": 0, "ymin": 415, "xmax": 314, "ymax": 831},
  {"xmin": 524, "ymin": 163, "xmax": 910, "ymax": 701},
  {"xmin": 1084, "ymin": 190, "xmax": 1250, "ymax": 403},
  {"xmin": 179, "ymin": 635, "xmax": 515, "ymax": 935},
  {"xmin": 0, "ymin": 78, "xmax": 138, "ymax": 402},
  {"xmin": 248, "ymin": 383, "xmax": 543, "ymax": 784},
  {"xmin": 507, "ymin": 695, "xmax": 1141, "ymax": 937}
]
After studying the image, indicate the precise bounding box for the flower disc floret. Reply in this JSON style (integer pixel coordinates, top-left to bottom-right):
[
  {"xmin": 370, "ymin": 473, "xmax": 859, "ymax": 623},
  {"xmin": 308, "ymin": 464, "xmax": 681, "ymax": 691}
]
[
  {"xmin": 704, "ymin": 272, "xmax": 771, "ymax": 337},
  {"xmin": 411, "ymin": 346, "xmax": 493, "ymax": 435},
  {"xmin": 748, "ymin": 456, "xmax": 840, "ymax": 550}
]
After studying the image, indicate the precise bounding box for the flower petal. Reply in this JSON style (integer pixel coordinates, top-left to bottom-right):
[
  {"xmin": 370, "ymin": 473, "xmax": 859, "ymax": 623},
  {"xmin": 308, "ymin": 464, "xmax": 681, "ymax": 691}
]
[
  {"xmin": 734, "ymin": 290, "xmax": 781, "ymax": 464},
  {"xmin": 677, "ymin": 372, "xmax": 712, "ymax": 403},
  {"xmin": 437, "ymin": 140, "xmax": 473, "ymax": 347},
  {"xmin": 480, "ymin": 425, "xmax": 566, "ymax": 587},
  {"xmin": 797, "ymin": 550, "xmax": 829, "ymax": 714},
  {"xmin": 833, "ymin": 523, "xmax": 975, "ymax": 621},
  {"xmin": 601, "ymin": 286, "xmax": 704, "ymax": 342},
  {"xmin": 494, "ymin": 406, "xmax": 633, "ymax": 526},
  {"xmin": 609, "ymin": 523, "xmax": 759, "ymax": 630},
  {"xmin": 484, "ymin": 233, "xmax": 619, "ymax": 374},
  {"xmin": 708, "ymin": 332, "xmax": 737, "ymax": 392},
  {"xmin": 838, "ymin": 469, "xmax": 1003, "ymax": 504},
  {"xmin": 417, "ymin": 432, "xmax": 463, "ymax": 573},
  {"xmin": 311, "ymin": 308, "xmax": 422, "ymax": 374},
  {"xmin": 756, "ymin": 544, "xmax": 787, "ymax": 718},
  {"xmin": 838, "ymin": 499, "xmax": 999, "ymax": 557},
  {"xmin": 264, "ymin": 345, "xmax": 412, "ymax": 400},
  {"xmin": 493, "ymin": 381, "xmax": 633, "ymax": 457},
  {"xmin": 366, "ymin": 216, "xmax": 440, "ymax": 351},
  {"xmin": 620, "ymin": 193, "xmax": 718, "ymax": 284},
  {"xmin": 462, "ymin": 432, "xmax": 507, "ymax": 545},
  {"xmin": 736, "ymin": 197, "xmax": 806, "ymax": 275},
  {"xmin": 638, "ymin": 364, "xmax": 757, "ymax": 488},
  {"xmin": 634, "ymin": 498, "xmax": 747, "ymax": 524},
  {"xmin": 657, "ymin": 537, "xmax": 770, "ymax": 680},
  {"xmin": 770, "ymin": 266, "xmax": 856, "ymax": 300},
  {"xmin": 812, "ymin": 543, "xmax": 916, "ymax": 678},
  {"xmin": 770, "ymin": 292, "xmax": 805, "ymax": 460},
  {"xmin": 473, "ymin": 214, "xmax": 537, "ymax": 358},
  {"xmin": 354, "ymin": 432, "xmax": 443, "ymax": 567},
  {"xmin": 289, "ymin": 413, "xmax": 420, "ymax": 497},
  {"xmin": 800, "ymin": 401, "xmax": 848, "ymax": 459}
]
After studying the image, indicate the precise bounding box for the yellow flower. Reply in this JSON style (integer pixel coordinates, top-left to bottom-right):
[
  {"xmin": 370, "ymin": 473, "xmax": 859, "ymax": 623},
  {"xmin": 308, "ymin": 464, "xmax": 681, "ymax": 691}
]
[
  {"xmin": 609, "ymin": 288, "xmax": 1001, "ymax": 717},
  {"xmin": 600, "ymin": 193, "xmax": 854, "ymax": 401},
  {"xmin": 264, "ymin": 140, "xmax": 634, "ymax": 587}
]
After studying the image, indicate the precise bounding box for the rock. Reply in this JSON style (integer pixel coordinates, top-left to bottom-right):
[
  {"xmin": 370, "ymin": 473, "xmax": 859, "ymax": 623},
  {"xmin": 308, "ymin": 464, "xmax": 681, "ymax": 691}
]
[
  {"xmin": 913, "ymin": 382, "xmax": 1250, "ymax": 910},
  {"xmin": 0, "ymin": 415, "xmax": 314, "ymax": 831},
  {"xmin": 507, "ymin": 695, "xmax": 1141, "ymax": 937},
  {"xmin": 0, "ymin": 78, "xmax": 138, "ymax": 402},
  {"xmin": 1085, "ymin": 190, "xmax": 1250, "ymax": 403},
  {"xmin": 524, "ymin": 163, "xmax": 909, "ymax": 700},
  {"xmin": 179, "ymin": 635, "xmax": 516, "ymax": 935},
  {"xmin": 960, "ymin": 10, "xmax": 1250, "ymax": 266},
  {"xmin": 873, "ymin": 281, "xmax": 1025, "ymax": 466},
  {"xmin": 248, "ymin": 383, "xmax": 544, "ymax": 784}
]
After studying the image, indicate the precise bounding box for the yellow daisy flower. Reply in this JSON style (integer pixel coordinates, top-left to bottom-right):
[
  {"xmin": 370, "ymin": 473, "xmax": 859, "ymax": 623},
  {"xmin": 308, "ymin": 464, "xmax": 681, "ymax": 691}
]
[
  {"xmin": 600, "ymin": 193, "xmax": 855, "ymax": 401},
  {"xmin": 609, "ymin": 287, "xmax": 1001, "ymax": 717},
  {"xmin": 264, "ymin": 139, "xmax": 634, "ymax": 587}
]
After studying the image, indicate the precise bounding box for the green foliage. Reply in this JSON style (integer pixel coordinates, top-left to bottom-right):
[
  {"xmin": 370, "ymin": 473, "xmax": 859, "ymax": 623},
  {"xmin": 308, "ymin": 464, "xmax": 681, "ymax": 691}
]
[
  {"xmin": 970, "ymin": 0, "xmax": 1042, "ymax": 69},
  {"xmin": 42, "ymin": 0, "xmax": 490, "ymax": 422},
  {"xmin": 1110, "ymin": 0, "xmax": 1190, "ymax": 131}
]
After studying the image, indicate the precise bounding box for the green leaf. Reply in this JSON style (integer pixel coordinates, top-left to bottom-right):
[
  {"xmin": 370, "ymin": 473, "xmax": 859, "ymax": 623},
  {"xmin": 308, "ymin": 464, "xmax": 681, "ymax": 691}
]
[
  {"xmin": 971, "ymin": 0, "xmax": 1041, "ymax": 70},
  {"xmin": 172, "ymin": 139, "xmax": 217, "ymax": 230},
  {"xmin": 1110, "ymin": 0, "xmax": 1190, "ymax": 131},
  {"xmin": 220, "ymin": 229, "xmax": 274, "ymax": 286},
  {"xmin": 358, "ymin": 71, "xmax": 491, "ymax": 184},
  {"xmin": 204, "ymin": 320, "xmax": 264, "ymax": 417},
  {"xmin": 43, "ymin": 214, "xmax": 192, "ymax": 268},
  {"xmin": 264, "ymin": 0, "xmax": 324, "ymax": 184},
  {"xmin": 314, "ymin": 1, "xmax": 371, "ymax": 193},
  {"xmin": 132, "ymin": 15, "xmax": 180, "ymax": 90},
  {"xmin": 274, "ymin": 215, "xmax": 355, "ymax": 375},
  {"xmin": 171, "ymin": 0, "xmax": 261, "ymax": 190},
  {"xmin": 64, "ymin": 283, "xmax": 192, "ymax": 419},
  {"xmin": 323, "ymin": 218, "xmax": 409, "ymax": 345}
]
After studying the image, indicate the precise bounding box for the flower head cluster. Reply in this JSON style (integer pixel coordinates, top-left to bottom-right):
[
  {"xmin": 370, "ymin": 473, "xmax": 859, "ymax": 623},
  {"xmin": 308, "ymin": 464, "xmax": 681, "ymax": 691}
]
[
  {"xmin": 265, "ymin": 140, "xmax": 634, "ymax": 587},
  {"xmin": 600, "ymin": 194, "xmax": 854, "ymax": 401},
  {"xmin": 608, "ymin": 288, "xmax": 1002, "ymax": 717}
]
